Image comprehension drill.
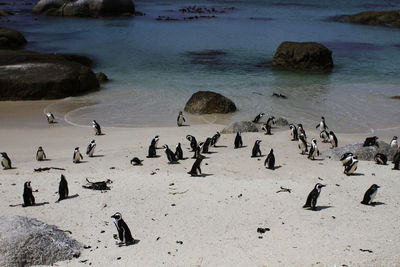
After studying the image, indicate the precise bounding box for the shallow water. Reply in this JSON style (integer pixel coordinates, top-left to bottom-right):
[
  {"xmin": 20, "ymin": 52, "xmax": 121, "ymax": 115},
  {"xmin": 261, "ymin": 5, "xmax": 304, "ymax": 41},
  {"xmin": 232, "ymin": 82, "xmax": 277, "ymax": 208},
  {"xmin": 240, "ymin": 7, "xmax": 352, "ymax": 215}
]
[{"xmin": 3, "ymin": 0, "xmax": 400, "ymax": 132}]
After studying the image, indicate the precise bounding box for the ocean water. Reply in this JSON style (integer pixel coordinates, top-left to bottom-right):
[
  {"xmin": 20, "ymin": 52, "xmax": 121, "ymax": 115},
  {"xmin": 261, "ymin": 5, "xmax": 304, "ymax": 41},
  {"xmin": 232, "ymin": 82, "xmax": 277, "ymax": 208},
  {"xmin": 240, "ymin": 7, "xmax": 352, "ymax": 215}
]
[{"xmin": 3, "ymin": 0, "xmax": 400, "ymax": 132}]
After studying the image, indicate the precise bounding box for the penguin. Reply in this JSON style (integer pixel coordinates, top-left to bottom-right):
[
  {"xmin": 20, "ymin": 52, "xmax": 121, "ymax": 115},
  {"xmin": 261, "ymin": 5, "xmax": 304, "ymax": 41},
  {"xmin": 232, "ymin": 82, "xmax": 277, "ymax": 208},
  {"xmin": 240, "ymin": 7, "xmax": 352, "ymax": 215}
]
[
  {"xmin": 92, "ymin": 120, "xmax": 102, "ymax": 135},
  {"xmin": 361, "ymin": 184, "xmax": 380, "ymax": 205},
  {"xmin": 320, "ymin": 130, "xmax": 329, "ymax": 143},
  {"xmin": 186, "ymin": 135, "xmax": 197, "ymax": 152},
  {"xmin": 264, "ymin": 149, "xmax": 275, "ymax": 170},
  {"xmin": 130, "ymin": 157, "xmax": 143, "ymax": 166},
  {"xmin": 1, "ymin": 152, "xmax": 12, "ymax": 169},
  {"xmin": 73, "ymin": 147, "xmax": 83, "ymax": 163},
  {"xmin": 297, "ymin": 124, "xmax": 307, "ymax": 139},
  {"xmin": 344, "ymin": 155, "xmax": 358, "ymax": 176},
  {"xmin": 175, "ymin": 142, "xmax": 183, "ymax": 160},
  {"xmin": 151, "ymin": 135, "xmax": 159, "ymax": 148},
  {"xmin": 177, "ymin": 111, "xmax": 186, "ymax": 126},
  {"xmin": 234, "ymin": 131, "xmax": 243, "ymax": 149},
  {"xmin": 211, "ymin": 132, "xmax": 221, "ymax": 147},
  {"xmin": 298, "ymin": 135, "xmax": 308, "ymax": 155},
  {"xmin": 192, "ymin": 143, "xmax": 201, "ymax": 159},
  {"xmin": 308, "ymin": 138, "xmax": 319, "ymax": 160},
  {"xmin": 303, "ymin": 183, "xmax": 326, "ymax": 211},
  {"xmin": 289, "ymin": 124, "xmax": 298, "ymax": 141},
  {"xmin": 328, "ymin": 131, "xmax": 338, "ymax": 148},
  {"xmin": 251, "ymin": 140, "xmax": 262, "ymax": 158},
  {"xmin": 393, "ymin": 147, "xmax": 400, "ymax": 170},
  {"xmin": 363, "ymin": 136, "xmax": 379, "ymax": 147},
  {"xmin": 86, "ymin": 140, "xmax": 96, "ymax": 157},
  {"xmin": 36, "ymin": 146, "xmax": 46, "ymax": 161},
  {"xmin": 390, "ymin": 136, "xmax": 398, "ymax": 148},
  {"xmin": 147, "ymin": 142, "xmax": 157, "ymax": 158},
  {"xmin": 340, "ymin": 152, "xmax": 354, "ymax": 166},
  {"xmin": 201, "ymin": 138, "xmax": 212, "ymax": 153},
  {"xmin": 22, "ymin": 181, "xmax": 35, "ymax": 207},
  {"xmin": 316, "ymin": 116, "xmax": 328, "ymax": 131},
  {"xmin": 111, "ymin": 212, "xmax": 134, "ymax": 245},
  {"xmin": 188, "ymin": 155, "xmax": 205, "ymax": 176},
  {"xmin": 46, "ymin": 112, "xmax": 55, "ymax": 124},
  {"xmin": 163, "ymin": 145, "xmax": 178, "ymax": 163},
  {"xmin": 261, "ymin": 123, "xmax": 272, "ymax": 135},
  {"xmin": 252, "ymin": 113, "xmax": 265, "ymax": 123},
  {"xmin": 267, "ymin": 116, "xmax": 275, "ymax": 127},
  {"xmin": 374, "ymin": 153, "xmax": 387, "ymax": 165},
  {"xmin": 58, "ymin": 174, "xmax": 69, "ymax": 202}
]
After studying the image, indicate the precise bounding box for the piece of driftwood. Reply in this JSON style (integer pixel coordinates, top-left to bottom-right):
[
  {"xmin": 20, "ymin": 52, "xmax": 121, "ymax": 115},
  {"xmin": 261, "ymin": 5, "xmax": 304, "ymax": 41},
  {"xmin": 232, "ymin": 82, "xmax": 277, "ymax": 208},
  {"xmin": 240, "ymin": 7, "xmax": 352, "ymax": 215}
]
[
  {"xmin": 276, "ymin": 186, "xmax": 292, "ymax": 193},
  {"xmin": 34, "ymin": 167, "xmax": 66, "ymax": 172},
  {"xmin": 82, "ymin": 178, "xmax": 112, "ymax": 190},
  {"xmin": 168, "ymin": 189, "xmax": 189, "ymax": 195}
]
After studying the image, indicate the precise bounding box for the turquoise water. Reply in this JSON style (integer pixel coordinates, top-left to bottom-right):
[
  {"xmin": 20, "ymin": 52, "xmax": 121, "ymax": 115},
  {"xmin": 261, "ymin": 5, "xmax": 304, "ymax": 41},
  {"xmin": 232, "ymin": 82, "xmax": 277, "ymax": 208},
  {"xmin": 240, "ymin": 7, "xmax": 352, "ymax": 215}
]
[{"xmin": 4, "ymin": 0, "xmax": 400, "ymax": 132}]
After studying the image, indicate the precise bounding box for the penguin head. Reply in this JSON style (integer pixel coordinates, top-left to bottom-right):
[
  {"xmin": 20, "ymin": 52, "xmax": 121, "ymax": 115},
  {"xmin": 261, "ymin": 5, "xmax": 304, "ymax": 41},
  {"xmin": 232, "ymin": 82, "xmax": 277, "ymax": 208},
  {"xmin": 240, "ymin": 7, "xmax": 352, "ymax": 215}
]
[
  {"xmin": 179, "ymin": 111, "xmax": 183, "ymax": 115},
  {"xmin": 315, "ymin": 183, "xmax": 325, "ymax": 190},
  {"xmin": 176, "ymin": 143, "xmax": 181, "ymax": 148},
  {"xmin": 111, "ymin": 212, "xmax": 122, "ymax": 220},
  {"xmin": 393, "ymin": 136, "xmax": 398, "ymax": 140},
  {"xmin": 163, "ymin": 144, "xmax": 169, "ymax": 150},
  {"xmin": 312, "ymin": 138, "xmax": 317, "ymax": 145},
  {"xmin": 298, "ymin": 123, "xmax": 303, "ymax": 128},
  {"xmin": 38, "ymin": 146, "xmax": 43, "ymax": 151},
  {"xmin": 256, "ymin": 140, "xmax": 261, "ymax": 145},
  {"xmin": 237, "ymin": 131, "xmax": 241, "ymax": 136},
  {"xmin": 321, "ymin": 116, "xmax": 325, "ymax": 120},
  {"xmin": 24, "ymin": 181, "xmax": 32, "ymax": 189},
  {"xmin": 1, "ymin": 152, "xmax": 6, "ymax": 157},
  {"xmin": 371, "ymin": 184, "xmax": 380, "ymax": 190},
  {"xmin": 74, "ymin": 147, "xmax": 79, "ymax": 151},
  {"xmin": 92, "ymin": 120, "xmax": 97, "ymax": 125},
  {"xmin": 91, "ymin": 140, "xmax": 96, "ymax": 144},
  {"xmin": 270, "ymin": 148, "xmax": 274, "ymax": 154},
  {"xmin": 60, "ymin": 174, "xmax": 66, "ymax": 181}
]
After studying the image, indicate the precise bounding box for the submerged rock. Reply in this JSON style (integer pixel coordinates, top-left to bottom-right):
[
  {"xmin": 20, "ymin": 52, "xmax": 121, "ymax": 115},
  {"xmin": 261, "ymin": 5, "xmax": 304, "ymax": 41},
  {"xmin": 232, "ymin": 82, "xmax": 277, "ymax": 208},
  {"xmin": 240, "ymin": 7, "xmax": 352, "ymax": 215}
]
[
  {"xmin": 184, "ymin": 91, "xmax": 236, "ymax": 114},
  {"xmin": 272, "ymin": 41, "xmax": 333, "ymax": 72},
  {"xmin": 0, "ymin": 216, "xmax": 81, "ymax": 267},
  {"xmin": 96, "ymin": 72, "xmax": 109, "ymax": 83},
  {"xmin": 0, "ymin": 26, "xmax": 27, "ymax": 49},
  {"xmin": 344, "ymin": 10, "xmax": 400, "ymax": 28},
  {"xmin": 221, "ymin": 121, "xmax": 259, "ymax": 134}
]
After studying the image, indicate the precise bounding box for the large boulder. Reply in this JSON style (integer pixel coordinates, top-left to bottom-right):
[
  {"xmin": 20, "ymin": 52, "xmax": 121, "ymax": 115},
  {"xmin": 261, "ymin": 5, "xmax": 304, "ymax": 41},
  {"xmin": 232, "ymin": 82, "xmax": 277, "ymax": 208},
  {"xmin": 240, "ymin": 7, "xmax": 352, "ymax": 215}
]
[
  {"xmin": 0, "ymin": 26, "xmax": 27, "ymax": 49},
  {"xmin": 184, "ymin": 91, "xmax": 237, "ymax": 114},
  {"xmin": 33, "ymin": 0, "xmax": 135, "ymax": 17},
  {"xmin": 0, "ymin": 50, "xmax": 99, "ymax": 100},
  {"xmin": 344, "ymin": 10, "xmax": 400, "ymax": 28},
  {"xmin": 221, "ymin": 121, "xmax": 259, "ymax": 134},
  {"xmin": 272, "ymin": 41, "xmax": 333, "ymax": 72},
  {"xmin": 0, "ymin": 216, "xmax": 81, "ymax": 267}
]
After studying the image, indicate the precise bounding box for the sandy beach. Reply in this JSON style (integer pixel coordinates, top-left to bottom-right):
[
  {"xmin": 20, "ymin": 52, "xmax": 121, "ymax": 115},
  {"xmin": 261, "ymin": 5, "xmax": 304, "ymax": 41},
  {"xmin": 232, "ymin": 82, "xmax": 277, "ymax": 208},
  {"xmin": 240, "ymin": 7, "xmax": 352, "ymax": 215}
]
[{"xmin": 0, "ymin": 101, "xmax": 399, "ymax": 267}]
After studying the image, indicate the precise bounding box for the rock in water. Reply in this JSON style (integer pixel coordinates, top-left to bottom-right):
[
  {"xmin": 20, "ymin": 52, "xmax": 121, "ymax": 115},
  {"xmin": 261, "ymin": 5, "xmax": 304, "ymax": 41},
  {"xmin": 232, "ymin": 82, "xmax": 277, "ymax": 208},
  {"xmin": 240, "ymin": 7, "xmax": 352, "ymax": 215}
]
[
  {"xmin": 184, "ymin": 91, "xmax": 236, "ymax": 114},
  {"xmin": 344, "ymin": 10, "xmax": 400, "ymax": 28},
  {"xmin": 33, "ymin": 0, "xmax": 135, "ymax": 17},
  {"xmin": 272, "ymin": 41, "xmax": 333, "ymax": 72},
  {"xmin": 0, "ymin": 26, "xmax": 27, "ymax": 49},
  {"xmin": 0, "ymin": 216, "xmax": 81, "ymax": 267},
  {"xmin": 221, "ymin": 121, "xmax": 259, "ymax": 134},
  {"xmin": 96, "ymin": 72, "xmax": 109, "ymax": 83}
]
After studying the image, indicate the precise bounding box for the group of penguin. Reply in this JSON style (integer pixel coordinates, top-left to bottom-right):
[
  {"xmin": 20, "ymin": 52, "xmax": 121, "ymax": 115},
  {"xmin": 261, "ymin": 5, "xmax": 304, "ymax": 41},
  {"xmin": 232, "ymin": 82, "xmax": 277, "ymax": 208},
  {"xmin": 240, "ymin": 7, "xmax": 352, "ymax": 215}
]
[{"xmin": 1, "ymin": 111, "xmax": 400, "ymax": 246}]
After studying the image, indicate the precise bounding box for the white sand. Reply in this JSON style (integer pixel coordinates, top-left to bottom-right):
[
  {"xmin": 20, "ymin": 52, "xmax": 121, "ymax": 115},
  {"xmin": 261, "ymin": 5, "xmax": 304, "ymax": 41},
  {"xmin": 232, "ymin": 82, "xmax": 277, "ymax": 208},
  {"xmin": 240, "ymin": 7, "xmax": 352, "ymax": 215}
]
[{"xmin": 0, "ymin": 101, "xmax": 399, "ymax": 267}]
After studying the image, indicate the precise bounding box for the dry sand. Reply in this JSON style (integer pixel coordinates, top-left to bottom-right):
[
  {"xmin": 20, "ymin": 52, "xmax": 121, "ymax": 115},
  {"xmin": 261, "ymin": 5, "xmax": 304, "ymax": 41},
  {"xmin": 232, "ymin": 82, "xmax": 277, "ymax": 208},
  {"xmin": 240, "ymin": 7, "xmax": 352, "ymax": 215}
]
[{"xmin": 0, "ymin": 101, "xmax": 399, "ymax": 267}]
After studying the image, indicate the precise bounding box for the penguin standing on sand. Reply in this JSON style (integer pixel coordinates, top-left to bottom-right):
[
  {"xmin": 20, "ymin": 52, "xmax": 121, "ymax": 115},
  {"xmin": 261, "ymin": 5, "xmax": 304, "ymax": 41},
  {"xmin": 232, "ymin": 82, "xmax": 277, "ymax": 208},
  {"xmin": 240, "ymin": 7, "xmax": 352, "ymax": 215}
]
[
  {"xmin": 58, "ymin": 174, "xmax": 69, "ymax": 202},
  {"xmin": 361, "ymin": 184, "xmax": 380, "ymax": 205},
  {"xmin": 130, "ymin": 157, "xmax": 143, "ymax": 166},
  {"xmin": 390, "ymin": 136, "xmax": 398, "ymax": 148},
  {"xmin": 264, "ymin": 149, "xmax": 275, "ymax": 170},
  {"xmin": 308, "ymin": 138, "xmax": 320, "ymax": 160},
  {"xmin": 201, "ymin": 138, "xmax": 212, "ymax": 153},
  {"xmin": 73, "ymin": 147, "xmax": 83, "ymax": 163},
  {"xmin": 188, "ymin": 155, "xmax": 205, "ymax": 176},
  {"xmin": 253, "ymin": 113, "xmax": 265, "ymax": 123},
  {"xmin": 393, "ymin": 147, "xmax": 400, "ymax": 170},
  {"xmin": 36, "ymin": 146, "xmax": 46, "ymax": 161},
  {"xmin": 303, "ymin": 183, "xmax": 325, "ymax": 211},
  {"xmin": 298, "ymin": 135, "xmax": 308, "ymax": 155},
  {"xmin": 147, "ymin": 142, "xmax": 157, "ymax": 158},
  {"xmin": 316, "ymin": 116, "xmax": 328, "ymax": 131},
  {"xmin": 111, "ymin": 212, "xmax": 134, "ymax": 246},
  {"xmin": 177, "ymin": 111, "xmax": 185, "ymax": 126},
  {"xmin": 211, "ymin": 132, "xmax": 221, "ymax": 147},
  {"xmin": 289, "ymin": 124, "xmax": 298, "ymax": 141},
  {"xmin": 163, "ymin": 145, "xmax": 178, "ymax": 163},
  {"xmin": 328, "ymin": 131, "xmax": 338, "ymax": 148},
  {"xmin": 340, "ymin": 152, "xmax": 354, "ymax": 166},
  {"xmin": 298, "ymin": 124, "xmax": 307, "ymax": 139},
  {"xmin": 1, "ymin": 152, "xmax": 12, "ymax": 169},
  {"xmin": 344, "ymin": 155, "xmax": 358, "ymax": 175},
  {"xmin": 320, "ymin": 130, "xmax": 329, "ymax": 143},
  {"xmin": 175, "ymin": 143, "xmax": 183, "ymax": 160},
  {"xmin": 234, "ymin": 132, "xmax": 243, "ymax": 149},
  {"xmin": 251, "ymin": 140, "xmax": 262, "ymax": 157},
  {"xmin": 46, "ymin": 112, "xmax": 55, "ymax": 124},
  {"xmin": 86, "ymin": 140, "xmax": 96, "ymax": 157},
  {"xmin": 186, "ymin": 135, "xmax": 197, "ymax": 151},
  {"xmin": 262, "ymin": 123, "xmax": 272, "ymax": 135},
  {"xmin": 92, "ymin": 120, "xmax": 102, "ymax": 135},
  {"xmin": 374, "ymin": 153, "xmax": 387, "ymax": 165},
  {"xmin": 22, "ymin": 181, "xmax": 35, "ymax": 207}
]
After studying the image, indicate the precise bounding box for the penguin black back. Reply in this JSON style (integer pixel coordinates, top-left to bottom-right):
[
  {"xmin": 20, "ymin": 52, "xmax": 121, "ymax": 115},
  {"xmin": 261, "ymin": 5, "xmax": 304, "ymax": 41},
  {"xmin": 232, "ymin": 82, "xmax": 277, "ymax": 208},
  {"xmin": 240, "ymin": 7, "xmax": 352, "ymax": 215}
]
[
  {"xmin": 252, "ymin": 113, "xmax": 265, "ymax": 123},
  {"xmin": 188, "ymin": 155, "xmax": 205, "ymax": 176},
  {"xmin": 175, "ymin": 143, "xmax": 183, "ymax": 160},
  {"xmin": 23, "ymin": 181, "xmax": 35, "ymax": 207},
  {"xmin": 251, "ymin": 140, "xmax": 262, "ymax": 157},
  {"xmin": 393, "ymin": 148, "xmax": 400, "ymax": 170},
  {"xmin": 58, "ymin": 174, "xmax": 69, "ymax": 201},
  {"xmin": 164, "ymin": 145, "xmax": 178, "ymax": 163},
  {"xmin": 264, "ymin": 149, "xmax": 275, "ymax": 170},
  {"xmin": 234, "ymin": 132, "xmax": 243, "ymax": 149},
  {"xmin": 186, "ymin": 135, "xmax": 197, "ymax": 152},
  {"xmin": 363, "ymin": 136, "xmax": 378, "ymax": 147}
]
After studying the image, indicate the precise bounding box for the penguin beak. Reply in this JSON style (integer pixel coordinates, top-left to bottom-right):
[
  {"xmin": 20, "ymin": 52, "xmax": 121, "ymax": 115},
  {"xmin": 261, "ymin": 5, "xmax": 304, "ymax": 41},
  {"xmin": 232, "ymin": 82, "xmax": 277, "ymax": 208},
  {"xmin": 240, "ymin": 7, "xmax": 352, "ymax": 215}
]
[
  {"xmin": 321, "ymin": 184, "xmax": 326, "ymax": 187},
  {"xmin": 376, "ymin": 185, "xmax": 380, "ymax": 188}
]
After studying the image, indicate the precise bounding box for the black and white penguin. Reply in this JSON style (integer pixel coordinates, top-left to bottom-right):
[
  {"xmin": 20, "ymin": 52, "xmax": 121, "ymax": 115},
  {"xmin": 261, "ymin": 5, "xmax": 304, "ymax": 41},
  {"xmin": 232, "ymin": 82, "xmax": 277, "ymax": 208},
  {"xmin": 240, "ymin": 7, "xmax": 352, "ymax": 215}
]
[
  {"xmin": 297, "ymin": 124, "xmax": 307, "ymax": 139},
  {"xmin": 211, "ymin": 132, "xmax": 221, "ymax": 147},
  {"xmin": 340, "ymin": 152, "xmax": 354, "ymax": 166},
  {"xmin": 130, "ymin": 157, "xmax": 143, "ymax": 166},
  {"xmin": 393, "ymin": 147, "xmax": 400, "ymax": 170},
  {"xmin": 151, "ymin": 135, "xmax": 159, "ymax": 148},
  {"xmin": 1, "ymin": 152, "xmax": 12, "ymax": 169},
  {"xmin": 316, "ymin": 116, "xmax": 328, "ymax": 131},
  {"xmin": 251, "ymin": 140, "xmax": 262, "ymax": 158},
  {"xmin": 261, "ymin": 123, "xmax": 272, "ymax": 135},
  {"xmin": 308, "ymin": 138, "xmax": 319, "ymax": 160},
  {"xmin": 111, "ymin": 212, "xmax": 134, "ymax": 245},
  {"xmin": 320, "ymin": 130, "xmax": 329, "ymax": 143},
  {"xmin": 73, "ymin": 147, "xmax": 83, "ymax": 163},
  {"xmin": 234, "ymin": 132, "xmax": 243, "ymax": 149},
  {"xmin": 186, "ymin": 135, "xmax": 197, "ymax": 152},
  {"xmin": 328, "ymin": 131, "xmax": 338, "ymax": 148},
  {"xmin": 163, "ymin": 145, "xmax": 178, "ymax": 163},
  {"xmin": 36, "ymin": 146, "xmax": 46, "ymax": 161},
  {"xmin": 188, "ymin": 155, "xmax": 205, "ymax": 176},
  {"xmin": 175, "ymin": 142, "xmax": 184, "ymax": 160},
  {"xmin": 252, "ymin": 113, "xmax": 265, "ymax": 123},
  {"xmin": 374, "ymin": 153, "xmax": 387, "ymax": 165},
  {"xmin": 298, "ymin": 135, "xmax": 308, "ymax": 155},
  {"xmin": 267, "ymin": 116, "xmax": 275, "ymax": 128},
  {"xmin": 264, "ymin": 149, "xmax": 275, "ymax": 170},
  {"xmin": 201, "ymin": 138, "xmax": 212, "ymax": 153},
  {"xmin": 147, "ymin": 142, "xmax": 157, "ymax": 158},
  {"xmin": 390, "ymin": 136, "xmax": 398, "ymax": 148},
  {"xmin": 46, "ymin": 112, "xmax": 55, "ymax": 124},
  {"xmin": 363, "ymin": 136, "xmax": 379, "ymax": 147},
  {"xmin": 361, "ymin": 184, "xmax": 380, "ymax": 205},
  {"xmin": 344, "ymin": 155, "xmax": 358, "ymax": 175},
  {"xmin": 22, "ymin": 181, "xmax": 35, "ymax": 207},
  {"xmin": 92, "ymin": 120, "xmax": 102, "ymax": 135},
  {"xmin": 86, "ymin": 140, "xmax": 96, "ymax": 157},
  {"xmin": 303, "ymin": 183, "xmax": 326, "ymax": 211},
  {"xmin": 177, "ymin": 111, "xmax": 186, "ymax": 126},
  {"xmin": 58, "ymin": 174, "xmax": 69, "ymax": 202},
  {"xmin": 289, "ymin": 124, "xmax": 298, "ymax": 141}
]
